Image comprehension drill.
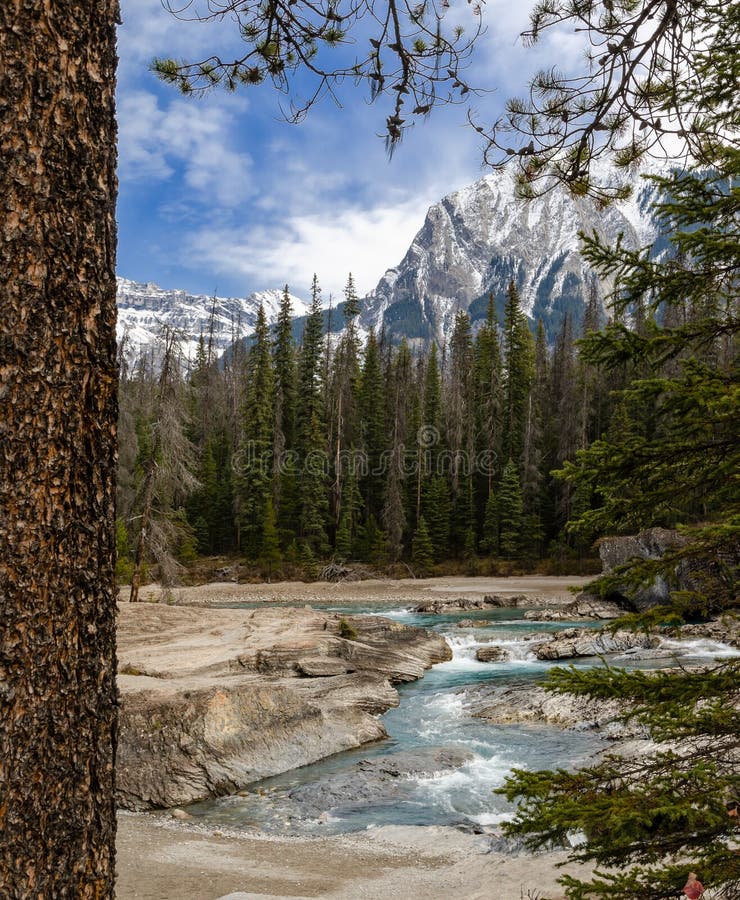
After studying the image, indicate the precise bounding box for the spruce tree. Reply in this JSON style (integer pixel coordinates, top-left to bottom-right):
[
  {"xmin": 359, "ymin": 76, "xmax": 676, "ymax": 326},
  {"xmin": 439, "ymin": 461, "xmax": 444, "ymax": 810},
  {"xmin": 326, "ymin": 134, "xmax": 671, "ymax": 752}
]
[
  {"xmin": 502, "ymin": 280, "xmax": 535, "ymax": 467},
  {"xmin": 383, "ymin": 340, "xmax": 413, "ymax": 560},
  {"xmin": 296, "ymin": 276, "xmax": 329, "ymax": 556},
  {"xmin": 424, "ymin": 475, "xmax": 451, "ymax": 561},
  {"xmin": 411, "ymin": 516, "xmax": 435, "ymax": 574},
  {"xmin": 273, "ymin": 285, "xmax": 298, "ymax": 533},
  {"xmin": 446, "ymin": 310, "xmax": 476, "ymax": 554},
  {"xmin": 480, "ymin": 489, "xmax": 499, "ymax": 556},
  {"xmin": 260, "ymin": 497, "xmax": 282, "ymax": 579},
  {"xmin": 497, "ymin": 458, "xmax": 523, "ymax": 559},
  {"xmin": 497, "ymin": 4, "xmax": 740, "ymax": 896},
  {"xmin": 237, "ymin": 304, "xmax": 274, "ymax": 556},
  {"xmin": 473, "ymin": 293, "xmax": 504, "ymax": 525},
  {"xmin": 359, "ymin": 328, "xmax": 386, "ymax": 525}
]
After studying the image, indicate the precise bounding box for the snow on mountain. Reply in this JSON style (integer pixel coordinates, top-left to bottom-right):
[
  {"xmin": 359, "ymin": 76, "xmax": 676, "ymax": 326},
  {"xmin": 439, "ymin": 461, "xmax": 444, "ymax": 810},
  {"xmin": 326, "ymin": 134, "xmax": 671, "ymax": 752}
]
[
  {"xmin": 116, "ymin": 278, "xmax": 309, "ymax": 364},
  {"xmin": 360, "ymin": 164, "xmax": 664, "ymax": 344},
  {"xmin": 118, "ymin": 165, "xmax": 667, "ymax": 362}
]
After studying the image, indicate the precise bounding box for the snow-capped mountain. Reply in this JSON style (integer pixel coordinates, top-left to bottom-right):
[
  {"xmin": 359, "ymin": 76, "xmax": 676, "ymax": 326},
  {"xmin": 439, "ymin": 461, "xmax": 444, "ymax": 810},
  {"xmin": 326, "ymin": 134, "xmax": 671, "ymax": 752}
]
[
  {"xmin": 116, "ymin": 278, "xmax": 309, "ymax": 364},
  {"xmin": 360, "ymin": 165, "xmax": 664, "ymax": 344},
  {"xmin": 118, "ymin": 164, "xmax": 666, "ymax": 362}
]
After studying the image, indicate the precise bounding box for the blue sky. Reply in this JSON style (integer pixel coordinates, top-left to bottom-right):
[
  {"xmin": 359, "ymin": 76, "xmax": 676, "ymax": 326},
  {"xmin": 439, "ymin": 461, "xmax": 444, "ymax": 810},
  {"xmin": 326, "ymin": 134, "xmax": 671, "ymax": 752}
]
[{"xmin": 116, "ymin": 0, "xmax": 584, "ymax": 301}]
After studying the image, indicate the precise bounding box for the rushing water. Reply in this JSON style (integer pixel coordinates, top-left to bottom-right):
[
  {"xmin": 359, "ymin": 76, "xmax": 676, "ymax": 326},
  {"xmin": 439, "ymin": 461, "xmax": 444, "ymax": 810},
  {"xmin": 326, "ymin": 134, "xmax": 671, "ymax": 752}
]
[{"xmin": 186, "ymin": 600, "xmax": 738, "ymax": 835}]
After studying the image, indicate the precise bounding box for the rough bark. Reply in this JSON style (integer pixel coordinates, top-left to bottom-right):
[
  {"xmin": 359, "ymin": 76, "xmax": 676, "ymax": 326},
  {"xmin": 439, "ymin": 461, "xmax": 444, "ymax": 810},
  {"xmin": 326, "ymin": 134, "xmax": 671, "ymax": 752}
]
[{"xmin": 0, "ymin": 1, "xmax": 119, "ymax": 896}]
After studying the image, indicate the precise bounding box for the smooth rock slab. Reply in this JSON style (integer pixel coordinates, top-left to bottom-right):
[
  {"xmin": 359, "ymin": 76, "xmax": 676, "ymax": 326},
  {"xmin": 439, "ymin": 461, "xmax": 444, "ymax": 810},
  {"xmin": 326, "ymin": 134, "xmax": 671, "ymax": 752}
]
[{"xmin": 286, "ymin": 747, "xmax": 475, "ymax": 818}]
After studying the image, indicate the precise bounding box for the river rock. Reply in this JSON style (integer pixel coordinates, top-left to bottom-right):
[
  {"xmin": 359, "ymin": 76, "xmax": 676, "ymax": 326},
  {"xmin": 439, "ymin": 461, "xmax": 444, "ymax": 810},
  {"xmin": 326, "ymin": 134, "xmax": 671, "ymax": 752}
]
[
  {"xmin": 533, "ymin": 628, "xmax": 659, "ymax": 660},
  {"xmin": 475, "ymin": 646, "xmax": 510, "ymax": 663},
  {"xmin": 286, "ymin": 747, "xmax": 474, "ymax": 818},
  {"xmin": 469, "ymin": 683, "xmax": 646, "ymax": 739},
  {"xmin": 116, "ymin": 603, "xmax": 451, "ymax": 810},
  {"xmin": 457, "ymin": 619, "xmax": 493, "ymax": 628},
  {"xmin": 524, "ymin": 594, "xmax": 624, "ymax": 621},
  {"xmin": 415, "ymin": 593, "xmax": 528, "ymax": 614}
]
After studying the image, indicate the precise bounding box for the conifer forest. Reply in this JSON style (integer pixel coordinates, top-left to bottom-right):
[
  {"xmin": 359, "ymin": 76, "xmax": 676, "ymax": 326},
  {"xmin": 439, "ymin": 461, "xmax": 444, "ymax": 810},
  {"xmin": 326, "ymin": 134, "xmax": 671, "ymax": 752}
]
[{"xmin": 117, "ymin": 276, "xmax": 616, "ymax": 583}]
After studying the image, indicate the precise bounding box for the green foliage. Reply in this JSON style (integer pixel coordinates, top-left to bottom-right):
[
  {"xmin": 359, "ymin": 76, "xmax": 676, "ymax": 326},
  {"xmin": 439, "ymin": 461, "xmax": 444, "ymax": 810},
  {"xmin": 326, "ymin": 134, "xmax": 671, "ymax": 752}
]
[
  {"xmin": 260, "ymin": 497, "xmax": 282, "ymax": 577},
  {"xmin": 237, "ymin": 304, "xmax": 275, "ymax": 557},
  {"xmin": 498, "ymin": 4, "xmax": 740, "ymax": 895},
  {"xmin": 338, "ymin": 617, "xmax": 358, "ymax": 641},
  {"xmin": 497, "ymin": 459, "xmax": 523, "ymax": 558},
  {"xmin": 115, "ymin": 518, "xmax": 135, "ymax": 584},
  {"xmin": 502, "ymin": 281, "xmax": 535, "ymax": 466},
  {"xmin": 499, "ymin": 661, "xmax": 740, "ymax": 899},
  {"xmin": 411, "ymin": 516, "xmax": 435, "ymax": 573}
]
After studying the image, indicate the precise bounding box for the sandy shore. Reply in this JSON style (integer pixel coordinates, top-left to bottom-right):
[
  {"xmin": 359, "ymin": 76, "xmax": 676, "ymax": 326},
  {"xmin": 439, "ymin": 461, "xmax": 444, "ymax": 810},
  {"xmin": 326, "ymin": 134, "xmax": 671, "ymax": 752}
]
[
  {"xmin": 117, "ymin": 813, "xmax": 590, "ymax": 900},
  {"xmin": 116, "ymin": 575, "xmax": 594, "ymax": 898},
  {"xmin": 120, "ymin": 574, "xmax": 591, "ymax": 608}
]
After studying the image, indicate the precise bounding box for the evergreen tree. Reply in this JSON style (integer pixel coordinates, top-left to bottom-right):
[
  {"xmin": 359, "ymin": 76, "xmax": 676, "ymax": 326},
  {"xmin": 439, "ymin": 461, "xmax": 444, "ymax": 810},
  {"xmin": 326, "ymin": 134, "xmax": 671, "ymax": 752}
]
[
  {"xmin": 502, "ymin": 280, "xmax": 535, "ymax": 467},
  {"xmin": 411, "ymin": 516, "xmax": 435, "ymax": 574},
  {"xmin": 383, "ymin": 340, "xmax": 413, "ymax": 560},
  {"xmin": 424, "ymin": 476, "xmax": 451, "ymax": 561},
  {"xmin": 473, "ymin": 293, "xmax": 504, "ymax": 523},
  {"xmin": 329, "ymin": 274, "xmax": 362, "ymax": 528},
  {"xmin": 260, "ymin": 497, "xmax": 282, "ymax": 579},
  {"xmin": 237, "ymin": 304, "xmax": 275, "ymax": 556},
  {"xmin": 446, "ymin": 310, "xmax": 475, "ymax": 554},
  {"xmin": 296, "ymin": 275, "xmax": 330, "ymax": 555},
  {"xmin": 273, "ymin": 284, "xmax": 298, "ymax": 531},
  {"xmin": 480, "ymin": 489, "xmax": 499, "ymax": 556},
  {"xmin": 498, "ymin": 3, "xmax": 740, "ymax": 895},
  {"xmin": 520, "ymin": 318, "xmax": 548, "ymax": 555},
  {"xmin": 359, "ymin": 328, "xmax": 386, "ymax": 525},
  {"xmin": 497, "ymin": 458, "xmax": 523, "ymax": 559}
]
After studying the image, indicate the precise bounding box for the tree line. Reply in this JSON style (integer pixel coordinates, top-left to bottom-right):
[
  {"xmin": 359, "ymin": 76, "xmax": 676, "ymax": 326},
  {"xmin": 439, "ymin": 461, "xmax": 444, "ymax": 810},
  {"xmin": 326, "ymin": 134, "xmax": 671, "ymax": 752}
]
[{"xmin": 118, "ymin": 275, "xmax": 631, "ymax": 582}]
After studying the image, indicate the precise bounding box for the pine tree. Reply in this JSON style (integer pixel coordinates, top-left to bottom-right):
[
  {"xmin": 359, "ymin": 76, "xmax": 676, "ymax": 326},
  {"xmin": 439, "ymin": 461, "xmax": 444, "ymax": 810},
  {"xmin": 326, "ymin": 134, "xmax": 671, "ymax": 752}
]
[
  {"xmin": 129, "ymin": 328, "xmax": 199, "ymax": 599},
  {"xmin": 359, "ymin": 328, "xmax": 386, "ymax": 525},
  {"xmin": 237, "ymin": 303, "xmax": 274, "ymax": 556},
  {"xmin": 411, "ymin": 516, "xmax": 435, "ymax": 574},
  {"xmin": 498, "ymin": 4, "xmax": 740, "ymax": 895},
  {"xmin": 497, "ymin": 459, "xmax": 523, "ymax": 559},
  {"xmin": 502, "ymin": 280, "xmax": 535, "ymax": 467}
]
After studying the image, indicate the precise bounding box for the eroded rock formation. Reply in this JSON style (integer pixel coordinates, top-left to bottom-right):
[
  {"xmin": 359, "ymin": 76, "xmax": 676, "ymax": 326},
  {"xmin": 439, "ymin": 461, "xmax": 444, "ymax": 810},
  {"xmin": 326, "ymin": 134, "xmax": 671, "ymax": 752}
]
[{"xmin": 116, "ymin": 604, "xmax": 450, "ymax": 810}]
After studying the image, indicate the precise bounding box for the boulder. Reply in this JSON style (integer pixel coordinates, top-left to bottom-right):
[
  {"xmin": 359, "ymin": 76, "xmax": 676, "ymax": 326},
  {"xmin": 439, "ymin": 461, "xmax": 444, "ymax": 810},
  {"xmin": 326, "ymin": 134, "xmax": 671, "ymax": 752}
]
[
  {"xmin": 475, "ymin": 646, "xmax": 510, "ymax": 663},
  {"xmin": 599, "ymin": 528, "xmax": 724, "ymax": 612},
  {"xmin": 524, "ymin": 594, "xmax": 624, "ymax": 621},
  {"xmin": 297, "ymin": 658, "xmax": 352, "ymax": 677},
  {"xmin": 415, "ymin": 597, "xmax": 486, "ymax": 613},
  {"xmin": 415, "ymin": 593, "xmax": 528, "ymax": 614},
  {"xmin": 457, "ymin": 619, "xmax": 492, "ymax": 628},
  {"xmin": 533, "ymin": 628, "xmax": 659, "ymax": 660}
]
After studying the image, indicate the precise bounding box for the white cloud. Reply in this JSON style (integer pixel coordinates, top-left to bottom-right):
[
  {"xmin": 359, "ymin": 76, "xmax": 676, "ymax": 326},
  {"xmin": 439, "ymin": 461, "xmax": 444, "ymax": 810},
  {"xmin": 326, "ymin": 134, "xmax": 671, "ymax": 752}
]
[
  {"xmin": 117, "ymin": 90, "xmax": 253, "ymax": 207},
  {"xmin": 184, "ymin": 196, "xmax": 436, "ymax": 300}
]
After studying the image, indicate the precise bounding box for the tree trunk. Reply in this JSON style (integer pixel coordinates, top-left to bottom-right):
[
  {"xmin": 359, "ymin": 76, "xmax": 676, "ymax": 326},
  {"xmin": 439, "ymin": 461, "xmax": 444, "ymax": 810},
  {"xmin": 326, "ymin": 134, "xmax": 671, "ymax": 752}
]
[{"xmin": 0, "ymin": 1, "xmax": 119, "ymax": 895}]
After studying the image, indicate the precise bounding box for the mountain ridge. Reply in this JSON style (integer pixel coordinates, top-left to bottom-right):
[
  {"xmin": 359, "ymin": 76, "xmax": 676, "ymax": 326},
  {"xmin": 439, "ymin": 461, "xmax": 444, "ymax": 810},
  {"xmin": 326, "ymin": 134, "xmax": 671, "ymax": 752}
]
[{"xmin": 117, "ymin": 164, "xmax": 666, "ymax": 360}]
